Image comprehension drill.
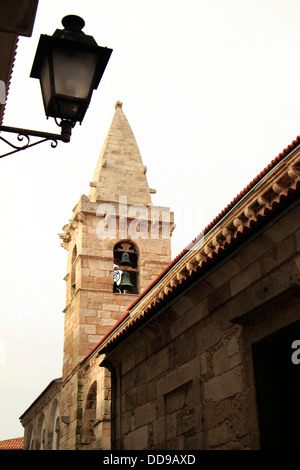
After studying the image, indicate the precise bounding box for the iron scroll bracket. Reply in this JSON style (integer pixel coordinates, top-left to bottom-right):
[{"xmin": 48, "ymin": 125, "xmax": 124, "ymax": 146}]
[{"xmin": 0, "ymin": 120, "xmax": 74, "ymax": 158}]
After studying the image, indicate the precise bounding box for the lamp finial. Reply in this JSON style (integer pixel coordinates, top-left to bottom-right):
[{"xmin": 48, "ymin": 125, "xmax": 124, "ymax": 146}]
[{"xmin": 62, "ymin": 15, "xmax": 85, "ymax": 32}]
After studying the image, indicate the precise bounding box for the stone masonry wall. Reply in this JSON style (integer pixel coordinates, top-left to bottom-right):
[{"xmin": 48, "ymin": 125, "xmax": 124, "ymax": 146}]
[
  {"xmin": 104, "ymin": 203, "xmax": 300, "ymax": 449},
  {"xmin": 60, "ymin": 204, "xmax": 173, "ymax": 448},
  {"xmin": 59, "ymin": 373, "xmax": 79, "ymax": 450}
]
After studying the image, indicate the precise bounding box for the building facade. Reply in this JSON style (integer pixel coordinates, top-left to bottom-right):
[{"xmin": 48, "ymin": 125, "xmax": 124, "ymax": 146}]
[
  {"xmin": 20, "ymin": 102, "xmax": 300, "ymax": 450},
  {"xmin": 20, "ymin": 101, "xmax": 174, "ymax": 450}
]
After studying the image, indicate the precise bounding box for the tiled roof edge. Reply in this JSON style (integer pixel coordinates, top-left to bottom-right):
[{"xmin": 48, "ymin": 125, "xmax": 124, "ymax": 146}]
[
  {"xmin": 79, "ymin": 134, "xmax": 300, "ymax": 364},
  {"xmin": 19, "ymin": 378, "xmax": 62, "ymax": 420},
  {"xmin": 0, "ymin": 36, "xmax": 19, "ymax": 125},
  {"xmin": 102, "ymin": 181, "xmax": 300, "ymax": 353},
  {"xmin": 125, "ymin": 135, "xmax": 300, "ymax": 312}
]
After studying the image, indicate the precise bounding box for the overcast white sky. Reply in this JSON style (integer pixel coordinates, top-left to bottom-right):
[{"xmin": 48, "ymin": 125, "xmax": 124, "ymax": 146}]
[{"xmin": 1, "ymin": 0, "xmax": 300, "ymax": 440}]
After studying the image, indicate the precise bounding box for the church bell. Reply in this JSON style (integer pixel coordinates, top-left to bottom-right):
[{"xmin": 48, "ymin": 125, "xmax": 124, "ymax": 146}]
[
  {"xmin": 120, "ymin": 251, "xmax": 131, "ymax": 266},
  {"xmin": 119, "ymin": 270, "xmax": 134, "ymax": 291}
]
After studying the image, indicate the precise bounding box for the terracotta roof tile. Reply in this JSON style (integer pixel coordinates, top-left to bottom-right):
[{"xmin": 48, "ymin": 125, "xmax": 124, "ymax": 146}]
[
  {"xmin": 0, "ymin": 437, "xmax": 24, "ymax": 450},
  {"xmin": 0, "ymin": 36, "xmax": 19, "ymax": 125}
]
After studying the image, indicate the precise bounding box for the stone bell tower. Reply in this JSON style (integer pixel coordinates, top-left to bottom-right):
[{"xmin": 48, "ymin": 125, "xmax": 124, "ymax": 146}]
[{"xmin": 59, "ymin": 101, "xmax": 175, "ymax": 382}]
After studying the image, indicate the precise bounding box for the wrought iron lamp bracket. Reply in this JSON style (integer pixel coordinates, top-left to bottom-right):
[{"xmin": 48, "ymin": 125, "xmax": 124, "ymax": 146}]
[{"xmin": 0, "ymin": 119, "xmax": 75, "ymax": 158}]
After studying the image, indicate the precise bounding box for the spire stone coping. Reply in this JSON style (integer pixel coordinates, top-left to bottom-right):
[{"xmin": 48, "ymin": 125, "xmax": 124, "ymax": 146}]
[{"xmin": 89, "ymin": 102, "xmax": 152, "ymax": 206}]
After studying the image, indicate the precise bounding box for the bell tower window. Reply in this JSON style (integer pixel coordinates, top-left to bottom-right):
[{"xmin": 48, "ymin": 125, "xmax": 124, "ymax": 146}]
[
  {"xmin": 71, "ymin": 245, "xmax": 77, "ymax": 293},
  {"xmin": 113, "ymin": 241, "xmax": 138, "ymax": 294}
]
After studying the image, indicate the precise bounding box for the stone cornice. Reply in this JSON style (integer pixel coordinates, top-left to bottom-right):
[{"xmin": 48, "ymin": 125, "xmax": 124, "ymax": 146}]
[
  {"xmin": 20, "ymin": 380, "xmax": 62, "ymax": 427},
  {"xmin": 58, "ymin": 195, "xmax": 175, "ymax": 246},
  {"xmin": 63, "ymin": 289, "xmax": 138, "ymax": 313}
]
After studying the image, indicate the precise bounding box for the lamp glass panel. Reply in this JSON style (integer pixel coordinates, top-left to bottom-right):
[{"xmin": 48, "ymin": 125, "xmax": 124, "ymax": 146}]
[
  {"xmin": 52, "ymin": 46, "xmax": 98, "ymax": 99},
  {"xmin": 39, "ymin": 54, "xmax": 51, "ymax": 111}
]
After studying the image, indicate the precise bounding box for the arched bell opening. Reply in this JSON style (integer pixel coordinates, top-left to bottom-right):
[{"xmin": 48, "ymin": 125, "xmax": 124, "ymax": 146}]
[{"xmin": 113, "ymin": 241, "xmax": 138, "ymax": 294}]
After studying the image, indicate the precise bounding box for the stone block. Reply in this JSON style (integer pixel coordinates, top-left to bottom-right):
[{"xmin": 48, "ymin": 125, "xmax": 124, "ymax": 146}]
[
  {"xmin": 229, "ymin": 353, "xmax": 241, "ymax": 369},
  {"xmin": 170, "ymin": 330, "xmax": 197, "ymax": 367},
  {"xmin": 176, "ymin": 409, "xmax": 195, "ymax": 436},
  {"xmin": 137, "ymin": 381, "xmax": 157, "ymax": 406},
  {"xmin": 186, "ymin": 299, "xmax": 209, "ymax": 328},
  {"xmin": 156, "ymin": 370, "xmax": 178, "ymax": 398},
  {"xmin": 135, "ymin": 344, "xmax": 147, "ymax": 365},
  {"xmin": 122, "ymin": 353, "xmax": 135, "ymax": 375},
  {"xmin": 200, "ymin": 352, "xmax": 208, "ymax": 375},
  {"xmin": 165, "ymin": 386, "xmax": 186, "ymax": 414},
  {"xmin": 207, "ymin": 282, "xmax": 231, "ymax": 312},
  {"xmin": 102, "ymin": 303, "xmax": 121, "ymax": 312},
  {"xmin": 145, "ymin": 348, "xmax": 169, "ymax": 382},
  {"xmin": 196, "ymin": 318, "xmax": 220, "ymax": 354},
  {"xmin": 206, "ymin": 259, "xmax": 241, "ymax": 289},
  {"xmin": 165, "ymin": 412, "xmax": 177, "ymax": 439},
  {"xmin": 213, "ymin": 346, "xmax": 229, "ymax": 376},
  {"xmin": 208, "ymin": 422, "xmax": 230, "ymax": 447},
  {"xmin": 135, "ymin": 401, "xmax": 156, "ymax": 427},
  {"xmin": 177, "ymin": 358, "xmax": 200, "ymax": 386},
  {"xmin": 233, "ymin": 234, "xmax": 273, "ymax": 270},
  {"xmin": 204, "ymin": 367, "xmax": 242, "ymax": 401},
  {"xmin": 170, "ymin": 314, "xmax": 187, "ymax": 340},
  {"xmin": 123, "ymin": 425, "xmax": 149, "ymax": 450},
  {"xmin": 156, "ymin": 358, "xmax": 200, "ymax": 397},
  {"xmin": 267, "ymin": 208, "xmax": 300, "ymax": 243},
  {"xmin": 152, "ymin": 416, "xmax": 165, "ymax": 446},
  {"xmin": 80, "ymin": 324, "xmax": 97, "ymax": 335},
  {"xmin": 227, "ymin": 335, "xmax": 239, "ymax": 357},
  {"xmin": 230, "ymin": 261, "xmax": 261, "ymax": 297}
]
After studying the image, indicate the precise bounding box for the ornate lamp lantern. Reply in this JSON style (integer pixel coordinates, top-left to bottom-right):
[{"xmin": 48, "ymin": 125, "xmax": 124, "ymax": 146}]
[
  {"xmin": 30, "ymin": 15, "xmax": 112, "ymax": 136},
  {"xmin": 0, "ymin": 15, "xmax": 112, "ymax": 157}
]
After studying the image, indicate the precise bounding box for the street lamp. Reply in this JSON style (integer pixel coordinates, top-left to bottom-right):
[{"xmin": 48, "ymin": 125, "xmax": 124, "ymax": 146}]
[{"xmin": 0, "ymin": 15, "xmax": 112, "ymax": 158}]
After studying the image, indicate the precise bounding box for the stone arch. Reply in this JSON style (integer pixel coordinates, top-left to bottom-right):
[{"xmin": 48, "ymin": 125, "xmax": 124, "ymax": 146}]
[
  {"xmin": 49, "ymin": 399, "xmax": 60, "ymax": 450},
  {"xmin": 81, "ymin": 381, "xmax": 97, "ymax": 447}
]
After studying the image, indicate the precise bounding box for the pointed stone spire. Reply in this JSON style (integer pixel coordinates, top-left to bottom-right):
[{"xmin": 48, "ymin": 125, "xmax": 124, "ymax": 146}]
[{"xmin": 89, "ymin": 101, "xmax": 152, "ymax": 206}]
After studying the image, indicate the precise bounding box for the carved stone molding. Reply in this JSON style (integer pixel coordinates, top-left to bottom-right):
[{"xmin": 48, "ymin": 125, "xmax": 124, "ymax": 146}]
[{"xmin": 20, "ymin": 380, "xmax": 62, "ymax": 427}]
